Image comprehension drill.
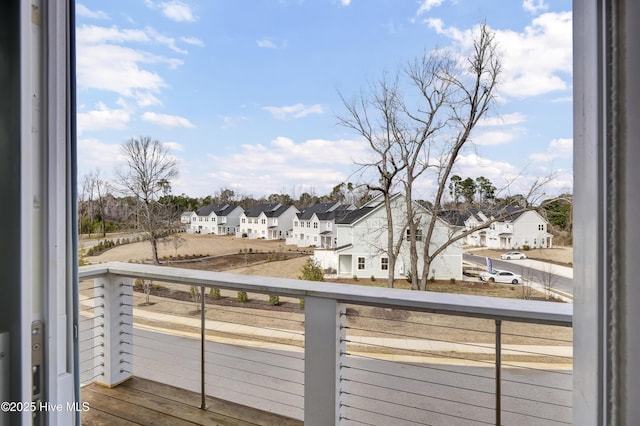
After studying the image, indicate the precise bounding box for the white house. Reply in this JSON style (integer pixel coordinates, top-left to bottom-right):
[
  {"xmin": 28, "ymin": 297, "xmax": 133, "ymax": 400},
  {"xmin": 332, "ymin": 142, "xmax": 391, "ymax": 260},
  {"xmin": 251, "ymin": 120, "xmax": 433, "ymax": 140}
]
[
  {"xmin": 186, "ymin": 204, "xmax": 244, "ymax": 235},
  {"xmin": 181, "ymin": 211, "xmax": 195, "ymax": 224},
  {"xmin": 286, "ymin": 202, "xmax": 355, "ymax": 248},
  {"xmin": 236, "ymin": 203, "xmax": 299, "ymax": 240},
  {"xmin": 464, "ymin": 207, "xmax": 553, "ymax": 249},
  {"xmin": 314, "ymin": 194, "xmax": 462, "ymax": 280}
]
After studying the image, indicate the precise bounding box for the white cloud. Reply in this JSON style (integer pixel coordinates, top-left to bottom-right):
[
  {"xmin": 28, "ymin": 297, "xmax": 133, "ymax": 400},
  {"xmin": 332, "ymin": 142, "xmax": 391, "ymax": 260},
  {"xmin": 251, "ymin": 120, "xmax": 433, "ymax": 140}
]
[
  {"xmin": 163, "ymin": 142, "xmax": 184, "ymax": 152},
  {"xmin": 523, "ymin": 0, "xmax": 549, "ymax": 14},
  {"xmin": 263, "ymin": 103, "xmax": 325, "ymax": 119},
  {"xmin": 77, "ymin": 102, "xmax": 130, "ymax": 135},
  {"xmin": 76, "ymin": 4, "xmax": 109, "ymax": 20},
  {"xmin": 133, "ymin": 91, "xmax": 163, "ymax": 107},
  {"xmin": 257, "ymin": 39, "xmax": 278, "ymax": 49},
  {"xmin": 219, "ymin": 115, "xmax": 249, "ymax": 129},
  {"xmin": 425, "ymin": 13, "xmax": 572, "ymax": 98},
  {"xmin": 77, "ymin": 138, "xmax": 124, "ymax": 174},
  {"xmin": 472, "ymin": 130, "xmax": 520, "ymax": 146},
  {"xmin": 529, "ymin": 138, "xmax": 573, "ymax": 162},
  {"xmin": 146, "ymin": 0, "xmax": 197, "ymax": 22},
  {"xmin": 340, "ymin": 0, "xmax": 352, "ymax": 6},
  {"xmin": 146, "ymin": 27, "xmax": 187, "ymax": 54},
  {"xmin": 142, "ymin": 112, "xmax": 195, "ymax": 128},
  {"xmin": 181, "ymin": 36, "xmax": 204, "ymax": 47},
  {"xmin": 76, "ymin": 25, "xmax": 184, "ymax": 103},
  {"xmin": 76, "ymin": 25, "xmax": 150, "ymax": 44},
  {"xmin": 479, "ymin": 112, "xmax": 527, "ymax": 127},
  {"xmin": 417, "ymin": 0, "xmax": 445, "ymax": 15},
  {"xmin": 203, "ymin": 136, "xmax": 369, "ymax": 196}
]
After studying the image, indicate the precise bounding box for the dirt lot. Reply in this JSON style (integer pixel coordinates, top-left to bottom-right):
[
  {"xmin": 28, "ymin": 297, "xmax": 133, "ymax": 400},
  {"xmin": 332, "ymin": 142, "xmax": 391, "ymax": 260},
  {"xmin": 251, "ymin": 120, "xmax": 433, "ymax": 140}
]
[{"xmin": 84, "ymin": 233, "xmax": 311, "ymax": 264}]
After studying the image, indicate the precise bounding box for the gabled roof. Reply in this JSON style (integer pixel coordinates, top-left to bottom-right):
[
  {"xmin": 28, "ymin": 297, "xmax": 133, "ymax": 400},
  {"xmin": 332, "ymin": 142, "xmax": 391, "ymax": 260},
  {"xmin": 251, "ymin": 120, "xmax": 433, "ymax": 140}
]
[
  {"xmin": 243, "ymin": 203, "xmax": 281, "ymax": 217},
  {"xmin": 335, "ymin": 206, "xmax": 376, "ymax": 224},
  {"xmin": 437, "ymin": 210, "xmax": 468, "ymax": 227},
  {"xmin": 196, "ymin": 203, "xmax": 230, "ymax": 216},
  {"xmin": 181, "ymin": 211, "xmax": 195, "ymax": 217},
  {"xmin": 194, "ymin": 203, "xmax": 241, "ymax": 217},
  {"xmin": 297, "ymin": 203, "xmax": 355, "ymax": 221},
  {"xmin": 244, "ymin": 203, "xmax": 297, "ymax": 218},
  {"xmin": 297, "ymin": 202, "xmax": 338, "ymax": 220}
]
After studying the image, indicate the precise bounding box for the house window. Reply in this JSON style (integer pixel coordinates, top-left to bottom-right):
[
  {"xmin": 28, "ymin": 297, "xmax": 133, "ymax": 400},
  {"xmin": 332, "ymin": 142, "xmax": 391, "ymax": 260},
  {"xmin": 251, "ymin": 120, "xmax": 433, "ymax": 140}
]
[
  {"xmin": 357, "ymin": 257, "xmax": 365, "ymax": 270},
  {"xmin": 538, "ymin": 224, "xmax": 545, "ymax": 231},
  {"xmin": 212, "ymin": 217, "xmax": 216, "ymax": 222},
  {"xmin": 381, "ymin": 257, "xmax": 389, "ymax": 270},
  {"xmin": 294, "ymin": 221, "xmax": 298, "ymax": 227},
  {"xmin": 406, "ymin": 229, "xmax": 423, "ymax": 241},
  {"xmin": 242, "ymin": 218, "xmax": 245, "ymax": 224},
  {"xmin": 261, "ymin": 219, "xmax": 266, "ymax": 225},
  {"xmin": 313, "ymin": 222, "xmax": 318, "ymax": 229},
  {"xmin": 306, "ymin": 222, "xmax": 310, "ymax": 228}
]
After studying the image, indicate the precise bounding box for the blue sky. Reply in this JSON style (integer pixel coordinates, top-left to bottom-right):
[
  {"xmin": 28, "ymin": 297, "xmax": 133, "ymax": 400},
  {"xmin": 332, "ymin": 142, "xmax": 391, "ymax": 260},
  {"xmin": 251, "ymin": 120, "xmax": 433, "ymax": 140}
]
[{"xmin": 76, "ymin": 0, "xmax": 572, "ymax": 201}]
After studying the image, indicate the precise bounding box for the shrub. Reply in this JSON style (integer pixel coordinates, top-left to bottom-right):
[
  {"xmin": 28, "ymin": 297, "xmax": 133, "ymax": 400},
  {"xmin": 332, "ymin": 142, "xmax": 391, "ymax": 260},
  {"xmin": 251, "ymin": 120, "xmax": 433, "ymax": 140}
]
[
  {"xmin": 450, "ymin": 278, "xmax": 456, "ymax": 284},
  {"xmin": 523, "ymin": 244, "xmax": 531, "ymax": 251},
  {"xmin": 429, "ymin": 276, "xmax": 435, "ymax": 282},
  {"xmin": 405, "ymin": 271, "xmax": 412, "ymax": 284},
  {"xmin": 299, "ymin": 258, "xmax": 325, "ymax": 281},
  {"xmin": 269, "ymin": 295, "xmax": 280, "ymax": 306},
  {"xmin": 209, "ymin": 288, "xmax": 221, "ymax": 300},
  {"xmin": 371, "ymin": 275, "xmax": 376, "ymax": 282},
  {"xmin": 353, "ymin": 275, "xmax": 358, "ymax": 281},
  {"xmin": 237, "ymin": 291, "xmax": 248, "ymax": 302},
  {"xmin": 299, "ymin": 298, "xmax": 305, "ymax": 309}
]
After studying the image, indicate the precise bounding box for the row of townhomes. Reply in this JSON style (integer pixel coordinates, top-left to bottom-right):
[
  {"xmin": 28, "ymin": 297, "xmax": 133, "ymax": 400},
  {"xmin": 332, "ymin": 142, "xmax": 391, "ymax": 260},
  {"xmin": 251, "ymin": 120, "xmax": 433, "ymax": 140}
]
[
  {"xmin": 313, "ymin": 194, "xmax": 463, "ymax": 280},
  {"xmin": 463, "ymin": 207, "xmax": 553, "ymax": 249},
  {"xmin": 181, "ymin": 203, "xmax": 244, "ymax": 235},
  {"xmin": 180, "ymin": 196, "xmax": 552, "ymax": 280}
]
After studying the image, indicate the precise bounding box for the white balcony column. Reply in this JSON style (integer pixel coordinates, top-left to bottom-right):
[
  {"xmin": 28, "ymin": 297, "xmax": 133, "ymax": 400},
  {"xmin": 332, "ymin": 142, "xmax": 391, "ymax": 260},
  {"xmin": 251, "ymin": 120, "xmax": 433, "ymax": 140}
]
[
  {"xmin": 304, "ymin": 296, "xmax": 346, "ymax": 425},
  {"xmin": 94, "ymin": 276, "xmax": 133, "ymax": 387}
]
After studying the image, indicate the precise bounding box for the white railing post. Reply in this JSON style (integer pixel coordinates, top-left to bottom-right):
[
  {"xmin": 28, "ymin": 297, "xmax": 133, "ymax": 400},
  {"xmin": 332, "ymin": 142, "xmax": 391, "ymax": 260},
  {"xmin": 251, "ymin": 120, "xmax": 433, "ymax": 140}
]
[
  {"xmin": 94, "ymin": 275, "xmax": 133, "ymax": 387},
  {"xmin": 304, "ymin": 296, "xmax": 346, "ymax": 426}
]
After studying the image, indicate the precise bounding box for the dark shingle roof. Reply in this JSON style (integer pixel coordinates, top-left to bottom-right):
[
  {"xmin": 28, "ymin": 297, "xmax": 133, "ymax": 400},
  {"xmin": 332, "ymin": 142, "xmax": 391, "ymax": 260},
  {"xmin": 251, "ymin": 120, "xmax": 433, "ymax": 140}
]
[
  {"xmin": 297, "ymin": 202, "xmax": 337, "ymax": 220},
  {"xmin": 196, "ymin": 203, "xmax": 235, "ymax": 217},
  {"xmin": 297, "ymin": 203, "xmax": 354, "ymax": 221},
  {"xmin": 244, "ymin": 203, "xmax": 296, "ymax": 218},
  {"xmin": 335, "ymin": 206, "xmax": 375, "ymax": 224}
]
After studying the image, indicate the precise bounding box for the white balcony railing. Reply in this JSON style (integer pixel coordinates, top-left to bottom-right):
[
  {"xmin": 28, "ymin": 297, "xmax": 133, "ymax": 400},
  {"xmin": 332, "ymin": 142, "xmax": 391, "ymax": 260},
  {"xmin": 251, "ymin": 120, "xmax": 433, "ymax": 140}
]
[{"xmin": 78, "ymin": 262, "xmax": 572, "ymax": 425}]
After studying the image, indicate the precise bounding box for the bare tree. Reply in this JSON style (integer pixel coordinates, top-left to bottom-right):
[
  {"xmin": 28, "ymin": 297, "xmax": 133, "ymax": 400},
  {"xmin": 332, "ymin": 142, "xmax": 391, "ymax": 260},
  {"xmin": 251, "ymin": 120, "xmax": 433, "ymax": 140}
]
[
  {"xmin": 339, "ymin": 24, "xmax": 501, "ymax": 289},
  {"xmin": 79, "ymin": 173, "xmax": 96, "ymax": 237},
  {"xmin": 416, "ymin": 24, "xmax": 501, "ymax": 290},
  {"xmin": 116, "ymin": 136, "xmax": 179, "ymax": 265},
  {"xmin": 339, "ymin": 75, "xmax": 407, "ymax": 287},
  {"xmin": 535, "ymin": 264, "xmax": 559, "ymax": 300},
  {"xmin": 85, "ymin": 169, "xmax": 113, "ymax": 237}
]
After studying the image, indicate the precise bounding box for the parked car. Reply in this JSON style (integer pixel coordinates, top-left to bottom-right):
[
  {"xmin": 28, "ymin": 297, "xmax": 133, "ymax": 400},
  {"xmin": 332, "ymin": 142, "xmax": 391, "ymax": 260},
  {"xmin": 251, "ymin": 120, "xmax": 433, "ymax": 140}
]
[
  {"xmin": 480, "ymin": 269, "xmax": 523, "ymax": 284},
  {"xmin": 500, "ymin": 251, "xmax": 527, "ymax": 260}
]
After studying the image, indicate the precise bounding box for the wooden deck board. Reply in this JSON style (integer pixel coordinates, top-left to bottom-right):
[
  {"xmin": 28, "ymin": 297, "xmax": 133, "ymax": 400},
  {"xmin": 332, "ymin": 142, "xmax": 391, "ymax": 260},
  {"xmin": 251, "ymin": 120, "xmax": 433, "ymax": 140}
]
[{"xmin": 81, "ymin": 377, "xmax": 303, "ymax": 426}]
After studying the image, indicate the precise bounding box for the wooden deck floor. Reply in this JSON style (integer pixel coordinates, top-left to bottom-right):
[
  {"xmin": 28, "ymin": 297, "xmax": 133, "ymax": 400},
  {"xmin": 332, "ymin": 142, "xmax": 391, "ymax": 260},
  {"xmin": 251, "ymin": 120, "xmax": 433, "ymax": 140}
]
[{"xmin": 81, "ymin": 377, "xmax": 303, "ymax": 426}]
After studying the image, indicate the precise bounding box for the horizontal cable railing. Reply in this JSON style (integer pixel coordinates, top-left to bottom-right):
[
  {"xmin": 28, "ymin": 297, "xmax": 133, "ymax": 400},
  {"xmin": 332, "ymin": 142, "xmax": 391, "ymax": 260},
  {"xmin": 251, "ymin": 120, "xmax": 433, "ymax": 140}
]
[{"xmin": 79, "ymin": 262, "xmax": 572, "ymax": 425}]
